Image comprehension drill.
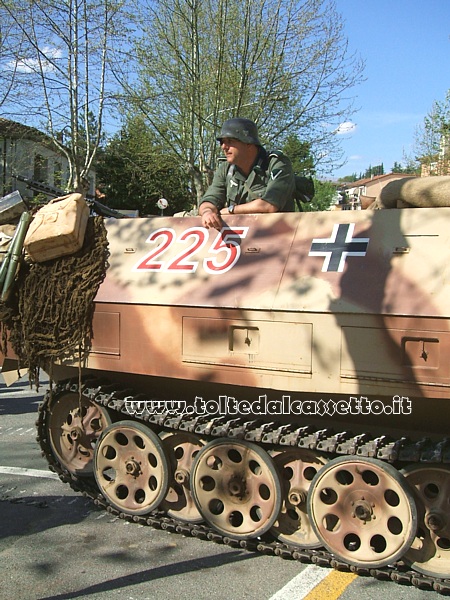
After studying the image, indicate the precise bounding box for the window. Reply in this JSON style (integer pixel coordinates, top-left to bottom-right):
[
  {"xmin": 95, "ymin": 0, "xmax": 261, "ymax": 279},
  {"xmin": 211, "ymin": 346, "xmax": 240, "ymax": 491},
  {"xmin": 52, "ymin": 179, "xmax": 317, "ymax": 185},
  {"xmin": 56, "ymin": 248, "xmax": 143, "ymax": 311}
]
[{"xmin": 34, "ymin": 154, "xmax": 48, "ymax": 183}]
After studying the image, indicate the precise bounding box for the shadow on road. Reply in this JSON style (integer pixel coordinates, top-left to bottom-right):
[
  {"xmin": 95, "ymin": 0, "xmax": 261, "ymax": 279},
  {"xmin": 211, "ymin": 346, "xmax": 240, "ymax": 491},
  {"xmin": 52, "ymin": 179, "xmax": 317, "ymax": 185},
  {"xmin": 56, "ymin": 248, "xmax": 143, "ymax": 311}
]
[
  {"xmin": 0, "ymin": 493, "xmax": 94, "ymax": 540},
  {"xmin": 36, "ymin": 549, "xmax": 258, "ymax": 600},
  {"xmin": 0, "ymin": 378, "xmax": 49, "ymax": 415}
]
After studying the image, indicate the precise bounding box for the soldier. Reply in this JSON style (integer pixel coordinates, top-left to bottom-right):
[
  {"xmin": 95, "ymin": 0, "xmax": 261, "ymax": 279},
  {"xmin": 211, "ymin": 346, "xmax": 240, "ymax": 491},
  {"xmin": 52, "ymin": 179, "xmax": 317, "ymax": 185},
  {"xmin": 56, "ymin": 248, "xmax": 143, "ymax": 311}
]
[{"xmin": 199, "ymin": 118, "xmax": 295, "ymax": 230}]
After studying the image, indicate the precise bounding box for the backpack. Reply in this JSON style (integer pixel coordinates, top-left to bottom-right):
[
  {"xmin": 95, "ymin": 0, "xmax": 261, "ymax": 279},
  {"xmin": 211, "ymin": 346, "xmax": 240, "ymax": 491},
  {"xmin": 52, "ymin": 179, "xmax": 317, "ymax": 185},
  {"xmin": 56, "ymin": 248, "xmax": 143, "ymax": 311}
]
[{"xmin": 293, "ymin": 175, "xmax": 315, "ymax": 210}]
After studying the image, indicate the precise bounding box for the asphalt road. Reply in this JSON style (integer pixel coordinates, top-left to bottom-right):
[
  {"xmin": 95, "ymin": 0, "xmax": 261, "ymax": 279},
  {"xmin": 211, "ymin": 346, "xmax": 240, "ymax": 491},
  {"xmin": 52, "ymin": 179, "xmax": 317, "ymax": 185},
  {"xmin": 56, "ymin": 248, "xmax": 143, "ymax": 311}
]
[{"xmin": 0, "ymin": 376, "xmax": 445, "ymax": 600}]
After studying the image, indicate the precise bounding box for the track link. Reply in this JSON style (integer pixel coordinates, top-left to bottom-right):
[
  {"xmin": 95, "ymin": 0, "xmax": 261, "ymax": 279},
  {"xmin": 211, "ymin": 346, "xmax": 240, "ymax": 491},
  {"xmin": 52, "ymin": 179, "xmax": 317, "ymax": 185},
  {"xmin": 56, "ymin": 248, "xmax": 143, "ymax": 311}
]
[{"xmin": 36, "ymin": 377, "xmax": 450, "ymax": 595}]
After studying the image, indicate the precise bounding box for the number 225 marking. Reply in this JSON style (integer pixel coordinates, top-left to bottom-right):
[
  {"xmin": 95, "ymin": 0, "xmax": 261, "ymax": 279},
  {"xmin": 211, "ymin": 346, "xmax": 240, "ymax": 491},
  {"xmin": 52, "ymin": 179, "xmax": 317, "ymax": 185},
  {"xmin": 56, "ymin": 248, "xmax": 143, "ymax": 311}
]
[{"xmin": 134, "ymin": 226, "xmax": 249, "ymax": 274}]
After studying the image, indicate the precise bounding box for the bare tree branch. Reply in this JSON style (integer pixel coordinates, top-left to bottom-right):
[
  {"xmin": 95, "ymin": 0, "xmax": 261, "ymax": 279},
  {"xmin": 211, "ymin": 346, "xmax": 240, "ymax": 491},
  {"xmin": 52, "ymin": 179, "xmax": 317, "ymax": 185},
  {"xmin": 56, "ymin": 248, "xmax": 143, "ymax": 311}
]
[
  {"xmin": 126, "ymin": 0, "xmax": 364, "ymax": 202},
  {"xmin": 1, "ymin": 0, "xmax": 129, "ymax": 190}
]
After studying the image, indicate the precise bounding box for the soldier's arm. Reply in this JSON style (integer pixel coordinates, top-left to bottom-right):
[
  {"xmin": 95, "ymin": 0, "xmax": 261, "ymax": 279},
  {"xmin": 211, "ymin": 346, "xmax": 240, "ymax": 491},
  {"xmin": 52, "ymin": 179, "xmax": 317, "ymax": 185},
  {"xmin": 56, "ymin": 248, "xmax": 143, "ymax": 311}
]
[
  {"xmin": 260, "ymin": 153, "xmax": 295, "ymax": 211},
  {"xmin": 199, "ymin": 163, "xmax": 227, "ymax": 229},
  {"xmin": 219, "ymin": 198, "xmax": 278, "ymax": 214}
]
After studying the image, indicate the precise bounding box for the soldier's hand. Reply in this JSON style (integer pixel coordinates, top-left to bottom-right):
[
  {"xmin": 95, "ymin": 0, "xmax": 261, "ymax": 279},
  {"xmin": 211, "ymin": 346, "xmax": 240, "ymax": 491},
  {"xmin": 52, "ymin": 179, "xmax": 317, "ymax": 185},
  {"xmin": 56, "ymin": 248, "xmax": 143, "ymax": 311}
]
[{"xmin": 201, "ymin": 208, "xmax": 222, "ymax": 230}]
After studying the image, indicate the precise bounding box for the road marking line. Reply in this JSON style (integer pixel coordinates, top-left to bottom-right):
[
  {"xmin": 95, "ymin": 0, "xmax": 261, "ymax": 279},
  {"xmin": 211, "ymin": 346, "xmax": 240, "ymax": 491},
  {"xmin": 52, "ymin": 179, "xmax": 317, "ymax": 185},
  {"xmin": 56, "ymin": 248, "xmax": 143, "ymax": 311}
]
[
  {"xmin": 20, "ymin": 428, "xmax": 35, "ymax": 435},
  {"xmin": 302, "ymin": 569, "xmax": 358, "ymax": 599},
  {"xmin": 269, "ymin": 565, "xmax": 358, "ymax": 600},
  {"xmin": 0, "ymin": 466, "xmax": 59, "ymax": 480},
  {"xmin": 268, "ymin": 564, "xmax": 330, "ymax": 599},
  {"xmin": 0, "ymin": 465, "xmax": 359, "ymax": 599}
]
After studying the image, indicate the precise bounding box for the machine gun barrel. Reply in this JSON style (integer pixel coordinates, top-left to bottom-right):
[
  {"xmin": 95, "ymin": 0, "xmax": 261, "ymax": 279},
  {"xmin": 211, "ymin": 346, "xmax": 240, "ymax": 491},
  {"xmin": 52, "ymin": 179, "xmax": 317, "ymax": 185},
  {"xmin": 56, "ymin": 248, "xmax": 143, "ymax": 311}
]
[
  {"xmin": 0, "ymin": 249, "xmax": 11, "ymax": 287},
  {"xmin": 13, "ymin": 174, "xmax": 127, "ymax": 219},
  {"xmin": 1, "ymin": 211, "xmax": 31, "ymax": 301}
]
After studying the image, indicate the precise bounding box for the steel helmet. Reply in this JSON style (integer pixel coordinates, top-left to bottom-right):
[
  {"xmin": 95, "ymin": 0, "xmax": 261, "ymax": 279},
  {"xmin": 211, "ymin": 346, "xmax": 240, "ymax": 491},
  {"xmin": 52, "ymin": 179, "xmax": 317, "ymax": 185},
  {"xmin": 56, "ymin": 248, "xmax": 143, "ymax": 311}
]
[{"xmin": 216, "ymin": 117, "xmax": 261, "ymax": 146}]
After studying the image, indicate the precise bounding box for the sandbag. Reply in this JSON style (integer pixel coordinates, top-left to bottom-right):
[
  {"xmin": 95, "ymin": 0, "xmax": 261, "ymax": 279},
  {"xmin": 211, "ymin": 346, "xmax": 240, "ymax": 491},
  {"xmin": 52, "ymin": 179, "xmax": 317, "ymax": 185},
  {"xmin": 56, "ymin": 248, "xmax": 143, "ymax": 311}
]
[{"xmin": 377, "ymin": 176, "xmax": 450, "ymax": 209}]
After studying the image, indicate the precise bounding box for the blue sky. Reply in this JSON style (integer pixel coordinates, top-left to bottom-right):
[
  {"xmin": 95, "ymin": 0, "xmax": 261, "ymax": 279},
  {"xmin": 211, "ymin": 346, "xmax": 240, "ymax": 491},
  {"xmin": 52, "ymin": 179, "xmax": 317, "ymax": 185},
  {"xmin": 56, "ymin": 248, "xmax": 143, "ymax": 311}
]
[{"xmin": 330, "ymin": 0, "xmax": 450, "ymax": 179}]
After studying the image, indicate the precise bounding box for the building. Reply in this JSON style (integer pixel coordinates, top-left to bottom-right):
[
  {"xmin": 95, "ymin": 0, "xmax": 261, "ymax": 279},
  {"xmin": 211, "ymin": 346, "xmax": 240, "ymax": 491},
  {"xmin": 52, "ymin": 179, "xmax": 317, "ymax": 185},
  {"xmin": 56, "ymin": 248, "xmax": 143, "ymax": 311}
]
[
  {"xmin": 0, "ymin": 118, "xmax": 95, "ymax": 201},
  {"xmin": 340, "ymin": 173, "xmax": 417, "ymax": 209}
]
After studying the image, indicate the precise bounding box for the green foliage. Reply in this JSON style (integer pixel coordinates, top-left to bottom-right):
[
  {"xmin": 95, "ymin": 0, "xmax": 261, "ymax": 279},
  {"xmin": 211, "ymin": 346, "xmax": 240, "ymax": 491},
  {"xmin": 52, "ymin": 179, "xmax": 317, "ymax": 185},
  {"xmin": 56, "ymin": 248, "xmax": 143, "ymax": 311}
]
[
  {"xmin": 338, "ymin": 173, "xmax": 358, "ymax": 183},
  {"xmin": 414, "ymin": 89, "xmax": 450, "ymax": 169},
  {"xmin": 360, "ymin": 163, "xmax": 384, "ymax": 179},
  {"xmin": 95, "ymin": 116, "xmax": 193, "ymax": 215},
  {"xmin": 391, "ymin": 161, "xmax": 405, "ymax": 173},
  {"xmin": 29, "ymin": 193, "xmax": 49, "ymax": 207},
  {"xmin": 391, "ymin": 160, "xmax": 419, "ymax": 174},
  {"xmin": 282, "ymin": 135, "xmax": 315, "ymax": 176},
  {"xmin": 297, "ymin": 179, "xmax": 337, "ymax": 212}
]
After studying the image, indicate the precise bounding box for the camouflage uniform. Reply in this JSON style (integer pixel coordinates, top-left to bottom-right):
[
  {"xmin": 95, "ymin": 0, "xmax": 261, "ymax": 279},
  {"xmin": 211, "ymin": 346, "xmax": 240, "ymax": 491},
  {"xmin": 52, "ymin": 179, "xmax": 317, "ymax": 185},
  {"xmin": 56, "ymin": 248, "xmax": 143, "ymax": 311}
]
[{"xmin": 200, "ymin": 147, "xmax": 296, "ymax": 213}]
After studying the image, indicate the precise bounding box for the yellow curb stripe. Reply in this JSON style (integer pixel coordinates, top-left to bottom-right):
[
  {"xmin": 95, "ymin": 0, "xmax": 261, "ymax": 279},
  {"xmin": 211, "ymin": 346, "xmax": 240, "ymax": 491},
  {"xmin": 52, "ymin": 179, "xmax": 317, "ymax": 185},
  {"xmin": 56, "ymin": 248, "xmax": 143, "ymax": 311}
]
[
  {"xmin": 302, "ymin": 570, "xmax": 358, "ymax": 600},
  {"xmin": 269, "ymin": 565, "xmax": 330, "ymax": 599}
]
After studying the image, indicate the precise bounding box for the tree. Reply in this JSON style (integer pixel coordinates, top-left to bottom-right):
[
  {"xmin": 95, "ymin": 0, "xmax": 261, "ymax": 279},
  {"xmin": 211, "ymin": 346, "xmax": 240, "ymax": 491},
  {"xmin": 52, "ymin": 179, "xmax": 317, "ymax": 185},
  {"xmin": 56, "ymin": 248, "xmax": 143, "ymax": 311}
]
[
  {"xmin": 0, "ymin": 3, "xmax": 30, "ymax": 110},
  {"xmin": 299, "ymin": 179, "xmax": 337, "ymax": 212},
  {"xmin": 360, "ymin": 164, "xmax": 384, "ymax": 179},
  {"xmin": 121, "ymin": 0, "xmax": 364, "ymax": 205},
  {"xmin": 413, "ymin": 89, "xmax": 450, "ymax": 174},
  {"xmin": 391, "ymin": 160, "xmax": 418, "ymax": 175},
  {"xmin": 2, "ymin": 0, "xmax": 130, "ymax": 191},
  {"xmin": 391, "ymin": 161, "xmax": 404, "ymax": 173},
  {"xmin": 95, "ymin": 116, "xmax": 193, "ymax": 215},
  {"xmin": 282, "ymin": 135, "xmax": 315, "ymax": 176},
  {"xmin": 338, "ymin": 174, "xmax": 358, "ymax": 183}
]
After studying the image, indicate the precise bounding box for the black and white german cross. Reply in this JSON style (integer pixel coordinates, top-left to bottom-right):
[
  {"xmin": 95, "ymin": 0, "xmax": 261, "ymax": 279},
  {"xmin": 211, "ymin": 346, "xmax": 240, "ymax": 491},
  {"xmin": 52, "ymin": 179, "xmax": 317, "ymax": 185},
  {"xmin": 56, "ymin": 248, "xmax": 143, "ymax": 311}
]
[{"xmin": 308, "ymin": 223, "xmax": 369, "ymax": 272}]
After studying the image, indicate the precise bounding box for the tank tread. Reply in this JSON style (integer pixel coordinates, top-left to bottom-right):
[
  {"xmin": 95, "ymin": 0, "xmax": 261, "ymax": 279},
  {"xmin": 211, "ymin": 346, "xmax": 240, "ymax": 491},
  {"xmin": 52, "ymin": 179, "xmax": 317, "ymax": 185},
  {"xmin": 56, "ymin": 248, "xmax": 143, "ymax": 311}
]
[{"xmin": 36, "ymin": 377, "xmax": 450, "ymax": 595}]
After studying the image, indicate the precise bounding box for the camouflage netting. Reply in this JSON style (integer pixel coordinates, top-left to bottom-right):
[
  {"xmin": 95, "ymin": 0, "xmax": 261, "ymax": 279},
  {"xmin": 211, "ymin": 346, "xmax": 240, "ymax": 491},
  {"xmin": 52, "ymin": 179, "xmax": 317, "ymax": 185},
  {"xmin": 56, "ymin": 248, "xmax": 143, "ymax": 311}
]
[{"xmin": 0, "ymin": 216, "xmax": 109, "ymax": 388}]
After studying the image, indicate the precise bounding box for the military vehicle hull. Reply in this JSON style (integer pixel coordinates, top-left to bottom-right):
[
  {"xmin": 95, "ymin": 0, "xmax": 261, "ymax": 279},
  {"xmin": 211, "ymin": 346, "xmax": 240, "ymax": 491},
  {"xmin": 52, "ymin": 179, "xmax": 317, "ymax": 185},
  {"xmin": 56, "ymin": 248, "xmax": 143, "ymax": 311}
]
[
  {"xmin": 57, "ymin": 209, "xmax": 450, "ymax": 435},
  {"xmin": 5, "ymin": 207, "xmax": 450, "ymax": 591}
]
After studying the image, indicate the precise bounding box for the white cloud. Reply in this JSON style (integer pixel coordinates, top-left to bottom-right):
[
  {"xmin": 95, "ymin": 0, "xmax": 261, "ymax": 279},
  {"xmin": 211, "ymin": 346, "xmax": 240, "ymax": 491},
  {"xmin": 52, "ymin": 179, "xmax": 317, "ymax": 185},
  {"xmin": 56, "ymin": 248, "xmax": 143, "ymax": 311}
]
[
  {"xmin": 335, "ymin": 121, "xmax": 357, "ymax": 135},
  {"xmin": 11, "ymin": 46, "xmax": 62, "ymax": 73}
]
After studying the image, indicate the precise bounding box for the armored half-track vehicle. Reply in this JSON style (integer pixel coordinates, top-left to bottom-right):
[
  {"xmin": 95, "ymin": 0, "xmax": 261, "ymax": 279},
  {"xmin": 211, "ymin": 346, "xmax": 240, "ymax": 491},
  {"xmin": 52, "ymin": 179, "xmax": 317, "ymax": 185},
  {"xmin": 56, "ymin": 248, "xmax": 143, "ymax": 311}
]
[{"xmin": 2, "ymin": 176, "xmax": 450, "ymax": 593}]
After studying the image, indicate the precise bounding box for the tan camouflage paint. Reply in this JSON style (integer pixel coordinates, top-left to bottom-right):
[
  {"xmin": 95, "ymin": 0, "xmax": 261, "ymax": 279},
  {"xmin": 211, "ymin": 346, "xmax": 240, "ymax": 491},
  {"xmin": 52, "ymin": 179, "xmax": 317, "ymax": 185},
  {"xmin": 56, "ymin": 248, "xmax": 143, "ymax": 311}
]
[{"xmin": 86, "ymin": 209, "xmax": 450, "ymax": 408}]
